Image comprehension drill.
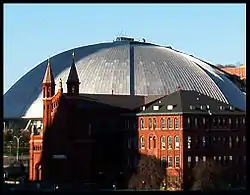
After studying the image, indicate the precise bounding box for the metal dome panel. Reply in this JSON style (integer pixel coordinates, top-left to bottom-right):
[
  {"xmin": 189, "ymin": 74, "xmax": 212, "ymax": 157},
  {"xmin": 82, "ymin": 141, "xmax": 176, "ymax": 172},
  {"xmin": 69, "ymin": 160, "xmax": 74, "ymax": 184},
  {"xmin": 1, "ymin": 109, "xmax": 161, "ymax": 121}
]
[{"xmin": 4, "ymin": 41, "xmax": 246, "ymax": 119}]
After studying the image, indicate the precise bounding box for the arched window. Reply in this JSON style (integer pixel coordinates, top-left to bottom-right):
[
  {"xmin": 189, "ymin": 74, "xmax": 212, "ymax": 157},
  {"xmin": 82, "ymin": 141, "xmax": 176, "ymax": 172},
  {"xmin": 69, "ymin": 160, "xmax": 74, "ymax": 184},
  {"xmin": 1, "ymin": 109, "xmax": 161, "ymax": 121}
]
[
  {"xmin": 140, "ymin": 118, "xmax": 144, "ymax": 129},
  {"xmin": 168, "ymin": 136, "xmax": 173, "ymax": 149},
  {"xmin": 149, "ymin": 136, "xmax": 153, "ymax": 149},
  {"xmin": 140, "ymin": 136, "xmax": 145, "ymax": 149},
  {"xmin": 153, "ymin": 118, "xmax": 157, "ymax": 129},
  {"xmin": 161, "ymin": 136, "xmax": 166, "ymax": 149},
  {"xmin": 167, "ymin": 118, "xmax": 173, "ymax": 129},
  {"xmin": 174, "ymin": 118, "xmax": 179, "ymax": 129},
  {"xmin": 149, "ymin": 118, "xmax": 153, "ymax": 129},
  {"xmin": 175, "ymin": 136, "xmax": 180, "ymax": 149},
  {"xmin": 160, "ymin": 118, "xmax": 166, "ymax": 129},
  {"xmin": 153, "ymin": 136, "xmax": 157, "ymax": 148}
]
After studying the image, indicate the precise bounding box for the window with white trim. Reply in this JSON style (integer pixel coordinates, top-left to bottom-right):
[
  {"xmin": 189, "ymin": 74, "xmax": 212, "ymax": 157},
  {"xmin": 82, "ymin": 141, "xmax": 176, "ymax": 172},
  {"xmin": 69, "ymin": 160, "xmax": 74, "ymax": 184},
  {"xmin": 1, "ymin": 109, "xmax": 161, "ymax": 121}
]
[
  {"xmin": 168, "ymin": 156, "xmax": 173, "ymax": 168},
  {"xmin": 153, "ymin": 118, "xmax": 157, "ymax": 129},
  {"xmin": 140, "ymin": 118, "xmax": 144, "ymax": 129},
  {"xmin": 242, "ymin": 117, "xmax": 245, "ymax": 124},
  {"xmin": 174, "ymin": 118, "xmax": 179, "ymax": 129},
  {"xmin": 175, "ymin": 136, "xmax": 180, "ymax": 150},
  {"xmin": 167, "ymin": 118, "xmax": 173, "ymax": 129},
  {"xmin": 160, "ymin": 118, "xmax": 166, "ymax": 129},
  {"xmin": 188, "ymin": 156, "xmax": 191, "ymax": 168},
  {"xmin": 195, "ymin": 156, "xmax": 199, "ymax": 165},
  {"xmin": 187, "ymin": 136, "xmax": 191, "ymax": 149},
  {"xmin": 175, "ymin": 156, "xmax": 180, "ymax": 168},
  {"xmin": 202, "ymin": 136, "xmax": 206, "ymax": 147},
  {"xmin": 149, "ymin": 136, "xmax": 153, "ymax": 149},
  {"xmin": 235, "ymin": 117, "xmax": 239, "ymax": 128},
  {"xmin": 194, "ymin": 117, "xmax": 198, "ymax": 127},
  {"xmin": 168, "ymin": 136, "xmax": 173, "ymax": 149},
  {"xmin": 149, "ymin": 118, "xmax": 153, "ymax": 129},
  {"xmin": 229, "ymin": 136, "xmax": 232, "ymax": 148},
  {"xmin": 161, "ymin": 156, "xmax": 166, "ymax": 168},
  {"xmin": 187, "ymin": 117, "xmax": 191, "ymax": 128},
  {"xmin": 228, "ymin": 117, "xmax": 232, "ymax": 128},
  {"xmin": 153, "ymin": 136, "xmax": 157, "ymax": 148},
  {"xmin": 161, "ymin": 136, "xmax": 166, "ymax": 149},
  {"xmin": 140, "ymin": 136, "xmax": 145, "ymax": 149}
]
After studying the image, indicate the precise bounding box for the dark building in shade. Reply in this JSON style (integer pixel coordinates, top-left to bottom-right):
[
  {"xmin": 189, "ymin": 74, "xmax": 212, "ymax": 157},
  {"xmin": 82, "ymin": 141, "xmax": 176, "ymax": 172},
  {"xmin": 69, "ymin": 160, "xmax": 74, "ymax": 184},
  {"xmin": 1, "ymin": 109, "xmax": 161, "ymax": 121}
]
[{"xmin": 29, "ymin": 52, "xmax": 246, "ymax": 190}]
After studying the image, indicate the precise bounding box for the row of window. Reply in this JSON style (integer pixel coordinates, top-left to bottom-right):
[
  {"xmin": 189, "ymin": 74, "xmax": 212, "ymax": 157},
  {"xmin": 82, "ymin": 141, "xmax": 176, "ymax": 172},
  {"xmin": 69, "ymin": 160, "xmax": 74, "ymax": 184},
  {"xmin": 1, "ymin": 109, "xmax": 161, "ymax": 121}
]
[
  {"xmin": 33, "ymin": 146, "xmax": 42, "ymax": 151},
  {"xmin": 140, "ymin": 117, "xmax": 180, "ymax": 130},
  {"xmin": 186, "ymin": 116, "xmax": 245, "ymax": 129},
  {"xmin": 140, "ymin": 135, "xmax": 180, "ymax": 150},
  {"xmin": 187, "ymin": 155, "xmax": 246, "ymax": 167},
  {"xmin": 139, "ymin": 116, "xmax": 245, "ymax": 130},
  {"xmin": 187, "ymin": 135, "xmax": 246, "ymax": 149},
  {"xmin": 161, "ymin": 156, "xmax": 180, "ymax": 168}
]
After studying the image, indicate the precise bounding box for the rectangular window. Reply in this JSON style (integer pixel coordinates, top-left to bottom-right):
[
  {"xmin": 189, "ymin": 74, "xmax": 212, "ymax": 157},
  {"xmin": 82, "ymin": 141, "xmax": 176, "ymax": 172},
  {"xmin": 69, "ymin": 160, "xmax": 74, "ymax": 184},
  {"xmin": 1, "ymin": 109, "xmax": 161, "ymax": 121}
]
[
  {"xmin": 168, "ymin": 156, "xmax": 173, "ymax": 168},
  {"xmin": 188, "ymin": 136, "xmax": 191, "ymax": 149},
  {"xmin": 175, "ymin": 118, "xmax": 179, "ymax": 129},
  {"xmin": 188, "ymin": 156, "xmax": 191, "ymax": 168},
  {"xmin": 203, "ymin": 156, "xmax": 206, "ymax": 162},
  {"xmin": 161, "ymin": 156, "xmax": 167, "ymax": 168},
  {"xmin": 195, "ymin": 156, "xmax": 199, "ymax": 165},
  {"xmin": 175, "ymin": 156, "xmax": 180, "ymax": 168}
]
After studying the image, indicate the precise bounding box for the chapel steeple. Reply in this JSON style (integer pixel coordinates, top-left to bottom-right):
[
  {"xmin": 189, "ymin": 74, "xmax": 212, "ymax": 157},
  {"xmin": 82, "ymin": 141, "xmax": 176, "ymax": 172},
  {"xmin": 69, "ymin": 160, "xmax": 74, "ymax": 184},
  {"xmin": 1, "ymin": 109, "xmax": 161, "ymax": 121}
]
[
  {"xmin": 67, "ymin": 52, "xmax": 80, "ymax": 96},
  {"xmin": 42, "ymin": 57, "xmax": 55, "ymax": 98}
]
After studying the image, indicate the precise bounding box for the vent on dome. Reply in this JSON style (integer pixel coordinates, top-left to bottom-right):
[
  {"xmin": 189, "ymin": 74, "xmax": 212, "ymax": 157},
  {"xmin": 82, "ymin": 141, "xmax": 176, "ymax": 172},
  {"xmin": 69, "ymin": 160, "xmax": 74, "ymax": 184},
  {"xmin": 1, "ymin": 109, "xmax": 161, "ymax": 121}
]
[{"xmin": 116, "ymin": 37, "xmax": 134, "ymax": 42}]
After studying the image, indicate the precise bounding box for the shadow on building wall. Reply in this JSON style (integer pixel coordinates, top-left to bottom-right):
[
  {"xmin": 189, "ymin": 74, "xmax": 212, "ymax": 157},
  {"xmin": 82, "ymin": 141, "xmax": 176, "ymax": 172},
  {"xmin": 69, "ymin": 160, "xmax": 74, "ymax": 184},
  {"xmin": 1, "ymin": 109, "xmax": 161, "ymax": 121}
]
[{"xmin": 40, "ymin": 95, "xmax": 165, "ymax": 190}]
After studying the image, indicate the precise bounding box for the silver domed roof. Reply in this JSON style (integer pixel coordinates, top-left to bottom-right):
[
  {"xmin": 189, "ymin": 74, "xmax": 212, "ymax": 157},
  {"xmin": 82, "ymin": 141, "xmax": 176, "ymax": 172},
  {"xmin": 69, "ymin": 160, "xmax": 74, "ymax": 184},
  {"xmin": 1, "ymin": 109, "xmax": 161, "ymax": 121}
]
[{"xmin": 4, "ymin": 41, "xmax": 246, "ymax": 118}]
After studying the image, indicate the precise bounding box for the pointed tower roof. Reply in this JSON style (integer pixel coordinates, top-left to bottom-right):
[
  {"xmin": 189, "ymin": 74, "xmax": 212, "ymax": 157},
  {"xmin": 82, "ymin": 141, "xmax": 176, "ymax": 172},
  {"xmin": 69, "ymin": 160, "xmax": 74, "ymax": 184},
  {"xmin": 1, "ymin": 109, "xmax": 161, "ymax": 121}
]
[
  {"xmin": 43, "ymin": 57, "xmax": 55, "ymax": 84},
  {"xmin": 67, "ymin": 52, "xmax": 80, "ymax": 83}
]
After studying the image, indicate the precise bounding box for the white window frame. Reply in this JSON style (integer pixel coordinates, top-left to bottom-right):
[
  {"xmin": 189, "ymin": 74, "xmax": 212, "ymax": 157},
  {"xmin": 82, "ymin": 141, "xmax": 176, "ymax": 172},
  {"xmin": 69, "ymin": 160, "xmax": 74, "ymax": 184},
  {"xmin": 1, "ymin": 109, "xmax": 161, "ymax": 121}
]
[
  {"xmin": 188, "ymin": 136, "xmax": 191, "ymax": 149},
  {"xmin": 153, "ymin": 118, "xmax": 157, "ymax": 129},
  {"xmin": 160, "ymin": 118, "xmax": 166, "ymax": 129},
  {"xmin": 175, "ymin": 136, "xmax": 180, "ymax": 150},
  {"xmin": 140, "ymin": 118, "xmax": 144, "ymax": 129},
  {"xmin": 175, "ymin": 156, "xmax": 180, "ymax": 168},
  {"xmin": 140, "ymin": 136, "xmax": 145, "ymax": 149},
  {"xmin": 168, "ymin": 136, "xmax": 173, "ymax": 149},
  {"xmin": 161, "ymin": 136, "xmax": 166, "ymax": 149},
  {"xmin": 174, "ymin": 118, "xmax": 179, "ymax": 129},
  {"xmin": 168, "ymin": 156, "xmax": 173, "ymax": 168},
  {"xmin": 167, "ymin": 118, "xmax": 173, "ymax": 129}
]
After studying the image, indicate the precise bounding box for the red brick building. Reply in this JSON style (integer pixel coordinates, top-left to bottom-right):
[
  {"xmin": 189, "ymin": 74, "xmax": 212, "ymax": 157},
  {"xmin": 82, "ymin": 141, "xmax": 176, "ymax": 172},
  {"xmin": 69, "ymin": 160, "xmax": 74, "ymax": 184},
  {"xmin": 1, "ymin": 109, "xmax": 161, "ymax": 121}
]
[{"xmin": 29, "ymin": 54, "xmax": 246, "ymax": 189}]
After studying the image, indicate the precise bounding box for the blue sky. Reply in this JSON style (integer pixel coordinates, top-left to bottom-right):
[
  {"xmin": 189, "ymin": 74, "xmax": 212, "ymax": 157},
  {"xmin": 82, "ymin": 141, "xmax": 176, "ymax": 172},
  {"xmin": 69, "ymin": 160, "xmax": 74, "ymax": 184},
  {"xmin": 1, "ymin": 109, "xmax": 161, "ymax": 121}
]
[{"xmin": 4, "ymin": 4, "xmax": 245, "ymax": 93}]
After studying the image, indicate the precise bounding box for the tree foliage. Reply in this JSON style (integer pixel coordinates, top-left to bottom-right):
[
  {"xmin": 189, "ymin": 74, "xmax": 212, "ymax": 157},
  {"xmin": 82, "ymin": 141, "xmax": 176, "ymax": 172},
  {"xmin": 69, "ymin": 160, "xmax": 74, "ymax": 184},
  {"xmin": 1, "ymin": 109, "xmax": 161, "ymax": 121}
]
[
  {"xmin": 128, "ymin": 155, "xmax": 166, "ymax": 190},
  {"xmin": 191, "ymin": 158, "xmax": 229, "ymax": 191}
]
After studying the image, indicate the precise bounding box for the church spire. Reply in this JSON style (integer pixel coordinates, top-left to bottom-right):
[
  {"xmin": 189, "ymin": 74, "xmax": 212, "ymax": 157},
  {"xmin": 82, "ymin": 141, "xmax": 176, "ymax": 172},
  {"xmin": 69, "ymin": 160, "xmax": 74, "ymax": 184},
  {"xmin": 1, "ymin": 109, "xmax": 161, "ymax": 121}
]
[
  {"xmin": 43, "ymin": 57, "xmax": 55, "ymax": 84},
  {"xmin": 67, "ymin": 52, "xmax": 80, "ymax": 84},
  {"xmin": 42, "ymin": 57, "xmax": 55, "ymax": 98},
  {"xmin": 67, "ymin": 52, "xmax": 80, "ymax": 96}
]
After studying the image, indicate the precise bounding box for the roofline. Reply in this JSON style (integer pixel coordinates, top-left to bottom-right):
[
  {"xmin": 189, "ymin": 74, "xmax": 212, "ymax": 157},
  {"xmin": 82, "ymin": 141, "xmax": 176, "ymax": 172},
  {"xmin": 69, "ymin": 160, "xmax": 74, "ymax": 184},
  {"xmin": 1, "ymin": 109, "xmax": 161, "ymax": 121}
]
[{"xmin": 136, "ymin": 112, "xmax": 245, "ymax": 116}]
